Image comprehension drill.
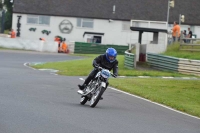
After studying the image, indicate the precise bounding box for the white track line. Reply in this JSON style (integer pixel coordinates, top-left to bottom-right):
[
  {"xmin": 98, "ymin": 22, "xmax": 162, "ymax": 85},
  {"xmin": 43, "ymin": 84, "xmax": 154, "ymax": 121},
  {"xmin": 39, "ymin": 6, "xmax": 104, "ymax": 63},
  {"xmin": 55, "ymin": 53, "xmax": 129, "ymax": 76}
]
[
  {"xmin": 23, "ymin": 62, "xmax": 36, "ymax": 70},
  {"xmin": 182, "ymin": 77, "xmax": 191, "ymax": 79},
  {"xmin": 162, "ymin": 77, "xmax": 174, "ymax": 79},
  {"xmin": 108, "ymin": 87, "xmax": 200, "ymax": 120},
  {"xmin": 79, "ymin": 78, "xmax": 85, "ymax": 81},
  {"xmin": 138, "ymin": 76, "xmax": 150, "ymax": 78},
  {"xmin": 118, "ymin": 76, "xmax": 126, "ymax": 78},
  {"xmin": 24, "ymin": 62, "xmax": 59, "ymax": 76}
]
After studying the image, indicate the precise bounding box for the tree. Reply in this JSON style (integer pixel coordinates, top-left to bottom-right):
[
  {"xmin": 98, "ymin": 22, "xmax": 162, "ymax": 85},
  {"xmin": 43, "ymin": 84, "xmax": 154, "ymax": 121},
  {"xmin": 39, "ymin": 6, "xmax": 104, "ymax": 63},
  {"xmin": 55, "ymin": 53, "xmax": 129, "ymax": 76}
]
[
  {"xmin": 0, "ymin": 0, "xmax": 3, "ymax": 9},
  {"xmin": 2, "ymin": 0, "xmax": 13, "ymax": 30}
]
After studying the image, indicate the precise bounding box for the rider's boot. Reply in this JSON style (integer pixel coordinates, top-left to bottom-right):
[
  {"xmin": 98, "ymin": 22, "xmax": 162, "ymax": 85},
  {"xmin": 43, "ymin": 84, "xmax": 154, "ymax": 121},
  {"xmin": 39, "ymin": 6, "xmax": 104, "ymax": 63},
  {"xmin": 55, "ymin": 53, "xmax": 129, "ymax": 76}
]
[{"xmin": 78, "ymin": 84, "xmax": 86, "ymax": 90}]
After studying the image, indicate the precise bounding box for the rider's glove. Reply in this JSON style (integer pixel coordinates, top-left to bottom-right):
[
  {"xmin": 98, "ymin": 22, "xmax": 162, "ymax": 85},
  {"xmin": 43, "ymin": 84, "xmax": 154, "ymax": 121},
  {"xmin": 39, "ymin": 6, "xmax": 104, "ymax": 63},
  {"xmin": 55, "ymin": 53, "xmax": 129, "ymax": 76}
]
[
  {"xmin": 94, "ymin": 64, "xmax": 99, "ymax": 68},
  {"xmin": 113, "ymin": 74, "xmax": 117, "ymax": 78},
  {"xmin": 93, "ymin": 60, "xmax": 99, "ymax": 68}
]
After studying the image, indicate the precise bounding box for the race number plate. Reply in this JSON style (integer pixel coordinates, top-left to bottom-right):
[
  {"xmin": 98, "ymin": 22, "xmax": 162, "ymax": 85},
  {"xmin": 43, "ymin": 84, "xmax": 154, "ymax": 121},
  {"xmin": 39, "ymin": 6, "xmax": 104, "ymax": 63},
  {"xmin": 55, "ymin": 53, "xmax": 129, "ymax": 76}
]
[{"xmin": 101, "ymin": 82, "xmax": 106, "ymax": 87}]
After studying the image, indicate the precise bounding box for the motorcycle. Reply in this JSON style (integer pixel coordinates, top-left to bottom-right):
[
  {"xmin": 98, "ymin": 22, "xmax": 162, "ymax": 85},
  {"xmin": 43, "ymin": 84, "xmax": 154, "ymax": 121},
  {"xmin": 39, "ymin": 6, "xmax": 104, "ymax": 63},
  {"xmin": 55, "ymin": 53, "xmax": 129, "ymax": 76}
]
[{"xmin": 77, "ymin": 67, "xmax": 116, "ymax": 108}]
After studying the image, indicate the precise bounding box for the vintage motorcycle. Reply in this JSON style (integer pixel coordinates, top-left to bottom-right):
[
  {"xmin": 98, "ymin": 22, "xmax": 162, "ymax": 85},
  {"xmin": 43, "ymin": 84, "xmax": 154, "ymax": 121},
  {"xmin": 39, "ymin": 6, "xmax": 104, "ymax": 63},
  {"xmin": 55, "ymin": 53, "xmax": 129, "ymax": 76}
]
[{"xmin": 77, "ymin": 67, "xmax": 116, "ymax": 108}]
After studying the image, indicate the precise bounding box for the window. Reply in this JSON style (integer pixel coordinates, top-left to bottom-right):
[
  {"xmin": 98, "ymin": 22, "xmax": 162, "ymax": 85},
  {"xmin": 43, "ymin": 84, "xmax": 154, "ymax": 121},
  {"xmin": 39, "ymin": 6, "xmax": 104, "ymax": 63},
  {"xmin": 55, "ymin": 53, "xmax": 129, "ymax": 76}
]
[
  {"xmin": 27, "ymin": 16, "xmax": 38, "ymax": 24},
  {"xmin": 77, "ymin": 18, "xmax": 93, "ymax": 28},
  {"xmin": 27, "ymin": 15, "xmax": 50, "ymax": 25},
  {"xmin": 39, "ymin": 16, "xmax": 50, "ymax": 25}
]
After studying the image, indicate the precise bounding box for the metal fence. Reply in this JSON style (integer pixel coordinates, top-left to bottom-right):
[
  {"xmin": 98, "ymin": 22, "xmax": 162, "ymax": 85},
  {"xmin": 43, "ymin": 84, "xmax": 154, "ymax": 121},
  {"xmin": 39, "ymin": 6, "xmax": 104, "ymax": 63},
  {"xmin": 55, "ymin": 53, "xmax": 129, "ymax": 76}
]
[
  {"xmin": 147, "ymin": 53, "xmax": 179, "ymax": 71},
  {"xmin": 147, "ymin": 53, "xmax": 200, "ymax": 76},
  {"xmin": 74, "ymin": 42, "xmax": 128, "ymax": 55}
]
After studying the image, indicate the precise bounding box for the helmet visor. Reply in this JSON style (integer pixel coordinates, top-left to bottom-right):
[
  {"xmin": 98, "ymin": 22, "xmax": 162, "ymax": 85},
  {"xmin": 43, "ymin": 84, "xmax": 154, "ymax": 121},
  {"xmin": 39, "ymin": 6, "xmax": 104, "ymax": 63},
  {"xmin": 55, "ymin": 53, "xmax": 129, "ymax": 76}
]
[{"xmin": 108, "ymin": 56, "xmax": 115, "ymax": 61}]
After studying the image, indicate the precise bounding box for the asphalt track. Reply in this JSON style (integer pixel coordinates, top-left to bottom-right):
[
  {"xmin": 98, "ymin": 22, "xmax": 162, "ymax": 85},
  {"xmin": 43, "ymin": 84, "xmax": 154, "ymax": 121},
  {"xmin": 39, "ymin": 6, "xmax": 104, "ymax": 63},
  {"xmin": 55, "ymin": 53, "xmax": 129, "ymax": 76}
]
[{"xmin": 0, "ymin": 50, "xmax": 199, "ymax": 133}]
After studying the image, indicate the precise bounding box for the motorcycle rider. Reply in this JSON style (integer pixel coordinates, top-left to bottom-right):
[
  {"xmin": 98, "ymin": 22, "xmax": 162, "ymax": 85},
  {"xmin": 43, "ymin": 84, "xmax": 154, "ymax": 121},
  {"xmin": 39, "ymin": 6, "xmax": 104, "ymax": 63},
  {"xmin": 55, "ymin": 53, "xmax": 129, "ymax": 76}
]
[{"xmin": 78, "ymin": 48, "xmax": 118, "ymax": 98}]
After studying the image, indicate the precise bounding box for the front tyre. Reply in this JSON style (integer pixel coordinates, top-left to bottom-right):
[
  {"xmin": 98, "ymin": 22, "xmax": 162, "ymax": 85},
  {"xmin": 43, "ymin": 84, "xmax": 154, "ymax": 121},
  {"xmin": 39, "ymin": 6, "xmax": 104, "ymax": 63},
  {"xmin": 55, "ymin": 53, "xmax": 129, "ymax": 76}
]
[
  {"xmin": 80, "ymin": 96, "xmax": 88, "ymax": 105},
  {"xmin": 90, "ymin": 87, "xmax": 105, "ymax": 108}
]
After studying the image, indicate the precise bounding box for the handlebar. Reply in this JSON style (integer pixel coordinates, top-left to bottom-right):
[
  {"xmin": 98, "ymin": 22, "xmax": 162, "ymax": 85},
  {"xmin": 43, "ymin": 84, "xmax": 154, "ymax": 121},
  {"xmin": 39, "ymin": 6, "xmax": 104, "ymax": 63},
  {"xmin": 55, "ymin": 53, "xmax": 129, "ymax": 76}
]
[
  {"xmin": 110, "ymin": 73, "xmax": 117, "ymax": 78},
  {"xmin": 96, "ymin": 66, "xmax": 117, "ymax": 78}
]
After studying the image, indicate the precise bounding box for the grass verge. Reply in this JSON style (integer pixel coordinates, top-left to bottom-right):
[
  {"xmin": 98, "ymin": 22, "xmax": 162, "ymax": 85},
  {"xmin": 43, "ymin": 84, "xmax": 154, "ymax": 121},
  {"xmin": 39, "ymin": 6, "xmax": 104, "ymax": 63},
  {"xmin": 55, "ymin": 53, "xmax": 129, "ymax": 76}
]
[
  {"xmin": 109, "ymin": 78, "xmax": 200, "ymax": 117},
  {"xmin": 32, "ymin": 54, "xmax": 191, "ymax": 77},
  {"xmin": 163, "ymin": 43, "xmax": 200, "ymax": 60},
  {"xmin": 4, "ymin": 30, "xmax": 10, "ymax": 34},
  {"xmin": 0, "ymin": 46, "xmax": 32, "ymax": 51}
]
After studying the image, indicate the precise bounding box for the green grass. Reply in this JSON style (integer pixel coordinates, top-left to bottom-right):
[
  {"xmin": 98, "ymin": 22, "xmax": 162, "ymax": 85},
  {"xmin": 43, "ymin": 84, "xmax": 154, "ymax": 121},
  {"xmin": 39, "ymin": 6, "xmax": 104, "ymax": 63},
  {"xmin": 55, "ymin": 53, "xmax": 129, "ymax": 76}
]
[
  {"xmin": 33, "ymin": 54, "xmax": 189, "ymax": 77},
  {"xmin": 4, "ymin": 30, "xmax": 10, "ymax": 34},
  {"xmin": 0, "ymin": 46, "xmax": 25, "ymax": 51},
  {"xmin": 163, "ymin": 43, "xmax": 200, "ymax": 60},
  {"xmin": 0, "ymin": 46, "xmax": 8, "ymax": 50},
  {"xmin": 196, "ymin": 41, "xmax": 200, "ymax": 44},
  {"xmin": 109, "ymin": 78, "xmax": 200, "ymax": 117}
]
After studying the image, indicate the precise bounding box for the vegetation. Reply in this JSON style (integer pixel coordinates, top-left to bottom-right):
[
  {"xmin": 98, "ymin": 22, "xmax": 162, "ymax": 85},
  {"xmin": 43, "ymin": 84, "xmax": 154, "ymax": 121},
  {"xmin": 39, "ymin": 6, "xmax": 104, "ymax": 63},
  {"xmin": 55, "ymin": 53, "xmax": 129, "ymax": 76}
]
[
  {"xmin": 4, "ymin": 29, "xmax": 9, "ymax": 34},
  {"xmin": 162, "ymin": 43, "xmax": 200, "ymax": 60},
  {"xmin": 0, "ymin": 0, "xmax": 13, "ymax": 30}
]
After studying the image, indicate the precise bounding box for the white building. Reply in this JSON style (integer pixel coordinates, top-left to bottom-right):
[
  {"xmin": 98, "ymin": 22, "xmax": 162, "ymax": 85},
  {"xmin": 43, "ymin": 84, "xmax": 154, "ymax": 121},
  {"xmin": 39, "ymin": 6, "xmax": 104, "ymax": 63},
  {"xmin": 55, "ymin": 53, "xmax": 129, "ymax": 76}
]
[{"xmin": 12, "ymin": 14, "xmax": 138, "ymax": 45}]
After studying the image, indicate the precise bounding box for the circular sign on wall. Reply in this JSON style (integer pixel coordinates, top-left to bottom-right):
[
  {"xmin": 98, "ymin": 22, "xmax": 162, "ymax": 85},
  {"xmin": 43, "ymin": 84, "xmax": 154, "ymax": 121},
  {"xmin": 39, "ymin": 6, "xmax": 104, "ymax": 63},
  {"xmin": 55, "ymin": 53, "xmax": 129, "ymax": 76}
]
[{"xmin": 59, "ymin": 20, "xmax": 73, "ymax": 34}]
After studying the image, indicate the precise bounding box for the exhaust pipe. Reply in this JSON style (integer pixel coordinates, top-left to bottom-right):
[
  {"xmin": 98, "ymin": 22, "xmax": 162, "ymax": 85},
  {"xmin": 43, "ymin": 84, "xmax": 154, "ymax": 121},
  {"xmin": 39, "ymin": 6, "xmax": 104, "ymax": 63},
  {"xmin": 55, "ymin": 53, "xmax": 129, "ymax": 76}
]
[
  {"xmin": 77, "ymin": 90, "xmax": 92, "ymax": 96},
  {"xmin": 77, "ymin": 90, "xmax": 84, "ymax": 95}
]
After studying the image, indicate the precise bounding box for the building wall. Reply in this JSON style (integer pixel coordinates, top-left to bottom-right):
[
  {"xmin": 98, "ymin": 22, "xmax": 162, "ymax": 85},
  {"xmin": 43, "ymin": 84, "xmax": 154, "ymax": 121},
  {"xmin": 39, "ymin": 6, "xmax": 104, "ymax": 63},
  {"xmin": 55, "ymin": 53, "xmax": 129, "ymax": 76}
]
[
  {"xmin": 194, "ymin": 26, "xmax": 200, "ymax": 38},
  {"xmin": 12, "ymin": 13, "xmax": 168, "ymax": 45}
]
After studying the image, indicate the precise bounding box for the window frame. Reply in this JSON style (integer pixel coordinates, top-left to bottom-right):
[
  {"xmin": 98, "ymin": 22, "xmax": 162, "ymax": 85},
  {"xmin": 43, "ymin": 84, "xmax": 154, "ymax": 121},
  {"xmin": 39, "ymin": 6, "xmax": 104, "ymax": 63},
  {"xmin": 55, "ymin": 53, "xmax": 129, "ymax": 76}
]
[
  {"xmin": 27, "ymin": 15, "xmax": 50, "ymax": 25},
  {"xmin": 77, "ymin": 18, "xmax": 94, "ymax": 28}
]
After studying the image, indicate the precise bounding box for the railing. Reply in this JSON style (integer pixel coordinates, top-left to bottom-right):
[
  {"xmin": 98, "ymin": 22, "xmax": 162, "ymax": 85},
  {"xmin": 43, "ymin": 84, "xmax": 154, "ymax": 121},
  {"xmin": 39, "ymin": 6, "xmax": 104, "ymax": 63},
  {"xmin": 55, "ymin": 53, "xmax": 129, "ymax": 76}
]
[
  {"xmin": 179, "ymin": 38, "xmax": 200, "ymax": 52},
  {"xmin": 147, "ymin": 53, "xmax": 200, "ymax": 76}
]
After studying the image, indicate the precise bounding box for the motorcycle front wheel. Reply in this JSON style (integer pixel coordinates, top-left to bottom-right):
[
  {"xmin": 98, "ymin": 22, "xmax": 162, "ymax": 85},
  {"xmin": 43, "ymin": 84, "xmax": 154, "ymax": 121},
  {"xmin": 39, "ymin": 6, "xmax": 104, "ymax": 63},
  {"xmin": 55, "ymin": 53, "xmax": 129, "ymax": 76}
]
[
  {"xmin": 90, "ymin": 87, "xmax": 105, "ymax": 108},
  {"xmin": 80, "ymin": 96, "xmax": 88, "ymax": 105}
]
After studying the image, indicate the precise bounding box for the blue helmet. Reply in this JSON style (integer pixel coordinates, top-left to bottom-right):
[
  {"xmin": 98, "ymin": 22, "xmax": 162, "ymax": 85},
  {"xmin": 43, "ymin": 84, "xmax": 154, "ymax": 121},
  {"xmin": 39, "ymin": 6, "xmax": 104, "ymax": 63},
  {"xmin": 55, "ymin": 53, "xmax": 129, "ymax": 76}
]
[{"xmin": 106, "ymin": 48, "xmax": 117, "ymax": 62}]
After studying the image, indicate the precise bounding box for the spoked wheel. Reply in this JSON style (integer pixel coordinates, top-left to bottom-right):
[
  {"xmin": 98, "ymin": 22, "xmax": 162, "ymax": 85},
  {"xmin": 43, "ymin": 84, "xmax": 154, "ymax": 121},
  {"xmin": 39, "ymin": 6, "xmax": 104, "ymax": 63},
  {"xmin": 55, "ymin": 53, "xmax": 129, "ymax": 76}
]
[
  {"xmin": 90, "ymin": 87, "xmax": 105, "ymax": 108},
  {"xmin": 80, "ymin": 96, "xmax": 88, "ymax": 105}
]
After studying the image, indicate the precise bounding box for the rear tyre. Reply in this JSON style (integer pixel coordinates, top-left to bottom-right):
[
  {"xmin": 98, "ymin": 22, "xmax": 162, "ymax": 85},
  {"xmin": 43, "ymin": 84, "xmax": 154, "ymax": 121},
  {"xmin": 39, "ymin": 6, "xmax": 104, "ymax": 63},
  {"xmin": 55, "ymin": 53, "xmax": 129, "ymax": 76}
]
[{"xmin": 90, "ymin": 87, "xmax": 105, "ymax": 108}]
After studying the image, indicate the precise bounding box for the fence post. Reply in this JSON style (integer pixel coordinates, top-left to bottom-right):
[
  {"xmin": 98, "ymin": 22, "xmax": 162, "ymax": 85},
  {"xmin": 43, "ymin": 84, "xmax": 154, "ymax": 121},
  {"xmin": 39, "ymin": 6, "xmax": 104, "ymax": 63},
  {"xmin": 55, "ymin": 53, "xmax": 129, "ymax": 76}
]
[
  {"xmin": 175, "ymin": 32, "xmax": 178, "ymax": 42},
  {"xmin": 180, "ymin": 31, "xmax": 182, "ymax": 43}
]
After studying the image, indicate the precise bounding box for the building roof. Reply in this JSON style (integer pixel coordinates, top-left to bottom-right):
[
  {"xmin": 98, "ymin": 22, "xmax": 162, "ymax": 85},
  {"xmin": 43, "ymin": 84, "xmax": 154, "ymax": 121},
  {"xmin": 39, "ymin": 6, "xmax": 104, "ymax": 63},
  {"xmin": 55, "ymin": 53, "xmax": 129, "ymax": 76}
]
[
  {"xmin": 130, "ymin": 27, "xmax": 168, "ymax": 33},
  {"xmin": 13, "ymin": 0, "xmax": 200, "ymax": 25}
]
